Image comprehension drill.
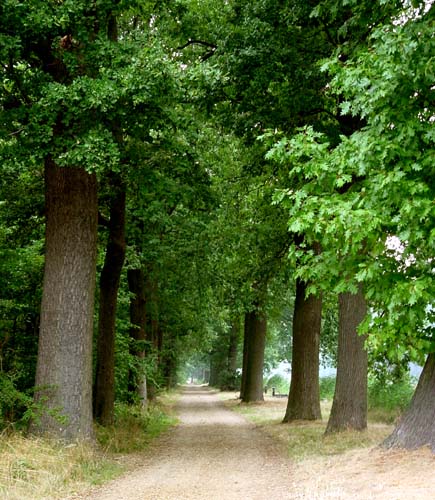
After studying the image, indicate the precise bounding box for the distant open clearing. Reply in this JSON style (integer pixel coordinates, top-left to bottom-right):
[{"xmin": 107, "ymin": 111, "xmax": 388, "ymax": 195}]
[{"xmin": 78, "ymin": 386, "xmax": 435, "ymax": 500}]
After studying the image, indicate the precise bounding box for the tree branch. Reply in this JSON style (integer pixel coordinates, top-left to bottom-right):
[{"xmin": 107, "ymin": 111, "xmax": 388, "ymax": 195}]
[
  {"xmin": 177, "ymin": 39, "xmax": 217, "ymax": 51},
  {"xmin": 176, "ymin": 39, "xmax": 217, "ymax": 61}
]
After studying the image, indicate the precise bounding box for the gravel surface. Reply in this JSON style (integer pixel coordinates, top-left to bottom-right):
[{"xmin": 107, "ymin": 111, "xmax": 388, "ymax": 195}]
[{"xmin": 84, "ymin": 386, "xmax": 296, "ymax": 500}]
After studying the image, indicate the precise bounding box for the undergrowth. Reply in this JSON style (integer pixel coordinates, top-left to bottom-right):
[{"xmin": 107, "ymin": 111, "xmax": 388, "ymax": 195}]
[
  {"xmin": 0, "ymin": 396, "xmax": 177, "ymax": 500},
  {"xmin": 96, "ymin": 400, "xmax": 177, "ymax": 453},
  {"xmin": 368, "ymin": 375, "xmax": 415, "ymax": 424}
]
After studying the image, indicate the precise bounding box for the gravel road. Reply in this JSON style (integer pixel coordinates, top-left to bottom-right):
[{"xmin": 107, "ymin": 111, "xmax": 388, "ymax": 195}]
[{"xmin": 85, "ymin": 386, "xmax": 297, "ymax": 500}]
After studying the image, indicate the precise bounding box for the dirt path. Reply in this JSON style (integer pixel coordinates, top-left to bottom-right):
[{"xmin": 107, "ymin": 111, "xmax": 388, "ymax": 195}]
[{"xmin": 85, "ymin": 386, "xmax": 296, "ymax": 500}]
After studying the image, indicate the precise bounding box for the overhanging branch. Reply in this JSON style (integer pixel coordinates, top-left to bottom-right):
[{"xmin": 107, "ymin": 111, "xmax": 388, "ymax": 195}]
[{"xmin": 176, "ymin": 39, "xmax": 217, "ymax": 61}]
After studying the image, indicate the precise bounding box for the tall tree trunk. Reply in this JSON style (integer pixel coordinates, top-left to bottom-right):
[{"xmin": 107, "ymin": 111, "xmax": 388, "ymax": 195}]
[
  {"xmin": 383, "ymin": 354, "xmax": 435, "ymax": 451},
  {"xmin": 283, "ymin": 279, "xmax": 322, "ymax": 422},
  {"xmin": 162, "ymin": 336, "xmax": 177, "ymax": 389},
  {"xmin": 127, "ymin": 268, "xmax": 148, "ymax": 407},
  {"xmin": 326, "ymin": 287, "xmax": 367, "ymax": 434},
  {"xmin": 209, "ymin": 352, "xmax": 219, "ymax": 387},
  {"xmin": 224, "ymin": 317, "xmax": 240, "ymax": 390},
  {"xmin": 239, "ymin": 314, "xmax": 249, "ymax": 399},
  {"xmin": 32, "ymin": 159, "xmax": 98, "ymax": 440},
  {"xmin": 94, "ymin": 185, "xmax": 126, "ymax": 425},
  {"xmin": 241, "ymin": 308, "xmax": 266, "ymax": 403},
  {"xmin": 228, "ymin": 318, "xmax": 239, "ymax": 373},
  {"xmin": 145, "ymin": 274, "xmax": 160, "ymax": 399}
]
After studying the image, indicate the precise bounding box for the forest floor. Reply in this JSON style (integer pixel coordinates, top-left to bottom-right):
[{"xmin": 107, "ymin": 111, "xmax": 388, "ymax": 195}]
[{"xmin": 76, "ymin": 385, "xmax": 435, "ymax": 500}]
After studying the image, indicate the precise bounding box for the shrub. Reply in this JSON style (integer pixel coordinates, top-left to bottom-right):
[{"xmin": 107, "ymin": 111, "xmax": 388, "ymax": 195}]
[
  {"xmin": 319, "ymin": 376, "xmax": 336, "ymax": 400},
  {"xmin": 0, "ymin": 373, "xmax": 33, "ymax": 430},
  {"xmin": 264, "ymin": 374, "xmax": 289, "ymax": 395},
  {"xmin": 96, "ymin": 401, "xmax": 177, "ymax": 453},
  {"xmin": 368, "ymin": 375, "xmax": 415, "ymax": 412},
  {"xmin": 219, "ymin": 369, "xmax": 241, "ymax": 391}
]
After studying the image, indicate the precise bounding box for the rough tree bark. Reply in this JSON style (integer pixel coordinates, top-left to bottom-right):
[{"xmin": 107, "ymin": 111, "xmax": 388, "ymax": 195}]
[
  {"xmin": 326, "ymin": 287, "xmax": 367, "ymax": 434},
  {"xmin": 241, "ymin": 307, "xmax": 266, "ymax": 403},
  {"xmin": 283, "ymin": 279, "xmax": 322, "ymax": 422},
  {"xmin": 32, "ymin": 159, "xmax": 98, "ymax": 440},
  {"xmin": 383, "ymin": 353, "xmax": 435, "ymax": 451},
  {"xmin": 127, "ymin": 268, "xmax": 148, "ymax": 407},
  {"xmin": 93, "ymin": 185, "xmax": 126, "ymax": 425}
]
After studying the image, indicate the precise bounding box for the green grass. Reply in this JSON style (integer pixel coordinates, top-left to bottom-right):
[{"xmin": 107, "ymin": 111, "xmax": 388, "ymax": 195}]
[{"xmin": 96, "ymin": 401, "xmax": 178, "ymax": 453}]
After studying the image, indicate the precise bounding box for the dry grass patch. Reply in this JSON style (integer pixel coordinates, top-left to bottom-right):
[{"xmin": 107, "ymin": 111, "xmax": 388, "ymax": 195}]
[
  {"xmin": 0, "ymin": 394, "xmax": 178, "ymax": 500},
  {"xmin": 0, "ymin": 432, "xmax": 120, "ymax": 500},
  {"xmin": 221, "ymin": 392, "xmax": 392, "ymax": 460}
]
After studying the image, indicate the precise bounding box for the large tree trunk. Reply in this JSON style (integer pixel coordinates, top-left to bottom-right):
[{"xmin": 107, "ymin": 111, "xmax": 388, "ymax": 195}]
[
  {"xmin": 241, "ymin": 308, "xmax": 266, "ymax": 403},
  {"xmin": 94, "ymin": 185, "xmax": 126, "ymax": 425},
  {"xmin": 383, "ymin": 354, "xmax": 435, "ymax": 451},
  {"xmin": 127, "ymin": 268, "xmax": 148, "ymax": 407},
  {"xmin": 283, "ymin": 279, "xmax": 322, "ymax": 422},
  {"xmin": 326, "ymin": 287, "xmax": 367, "ymax": 434},
  {"xmin": 32, "ymin": 159, "xmax": 98, "ymax": 440}
]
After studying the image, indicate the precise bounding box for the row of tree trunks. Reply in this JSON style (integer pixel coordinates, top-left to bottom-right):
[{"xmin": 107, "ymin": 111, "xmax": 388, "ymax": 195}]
[
  {"xmin": 33, "ymin": 157, "xmax": 432, "ymax": 448},
  {"xmin": 284, "ymin": 281, "xmax": 435, "ymax": 452},
  {"xmin": 282, "ymin": 282, "xmax": 367, "ymax": 433}
]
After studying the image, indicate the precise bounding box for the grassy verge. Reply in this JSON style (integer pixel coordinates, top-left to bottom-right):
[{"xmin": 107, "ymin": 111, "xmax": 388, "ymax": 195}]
[
  {"xmin": 222, "ymin": 393, "xmax": 394, "ymax": 462},
  {"xmin": 0, "ymin": 394, "xmax": 178, "ymax": 500}
]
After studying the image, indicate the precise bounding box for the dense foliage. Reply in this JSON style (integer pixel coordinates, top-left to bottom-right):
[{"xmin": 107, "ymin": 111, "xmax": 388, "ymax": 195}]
[{"xmin": 0, "ymin": 0, "xmax": 433, "ymax": 450}]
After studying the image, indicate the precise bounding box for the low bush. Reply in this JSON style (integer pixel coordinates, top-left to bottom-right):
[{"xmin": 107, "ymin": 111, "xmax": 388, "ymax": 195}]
[
  {"xmin": 368, "ymin": 375, "xmax": 415, "ymax": 423},
  {"xmin": 319, "ymin": 376, "xmax": 336, "ymax": 400},
  {"xmin": 96, "ymin": 401, "xmax": 177, "ymax": 453},
  {"xmin": 317, "ymin": 373, "xmax": 416, "ymax": 423},
  {"xmin": 219, "ymin": 369, "xmax": 241, "ymax": 391},
  {"xmin": 0, "ymin": 373, "xmax": 33, "ymax": 431},
  {"xmin": 264, "ymin": 374, "xmax": 289, "ymax": 395}
]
